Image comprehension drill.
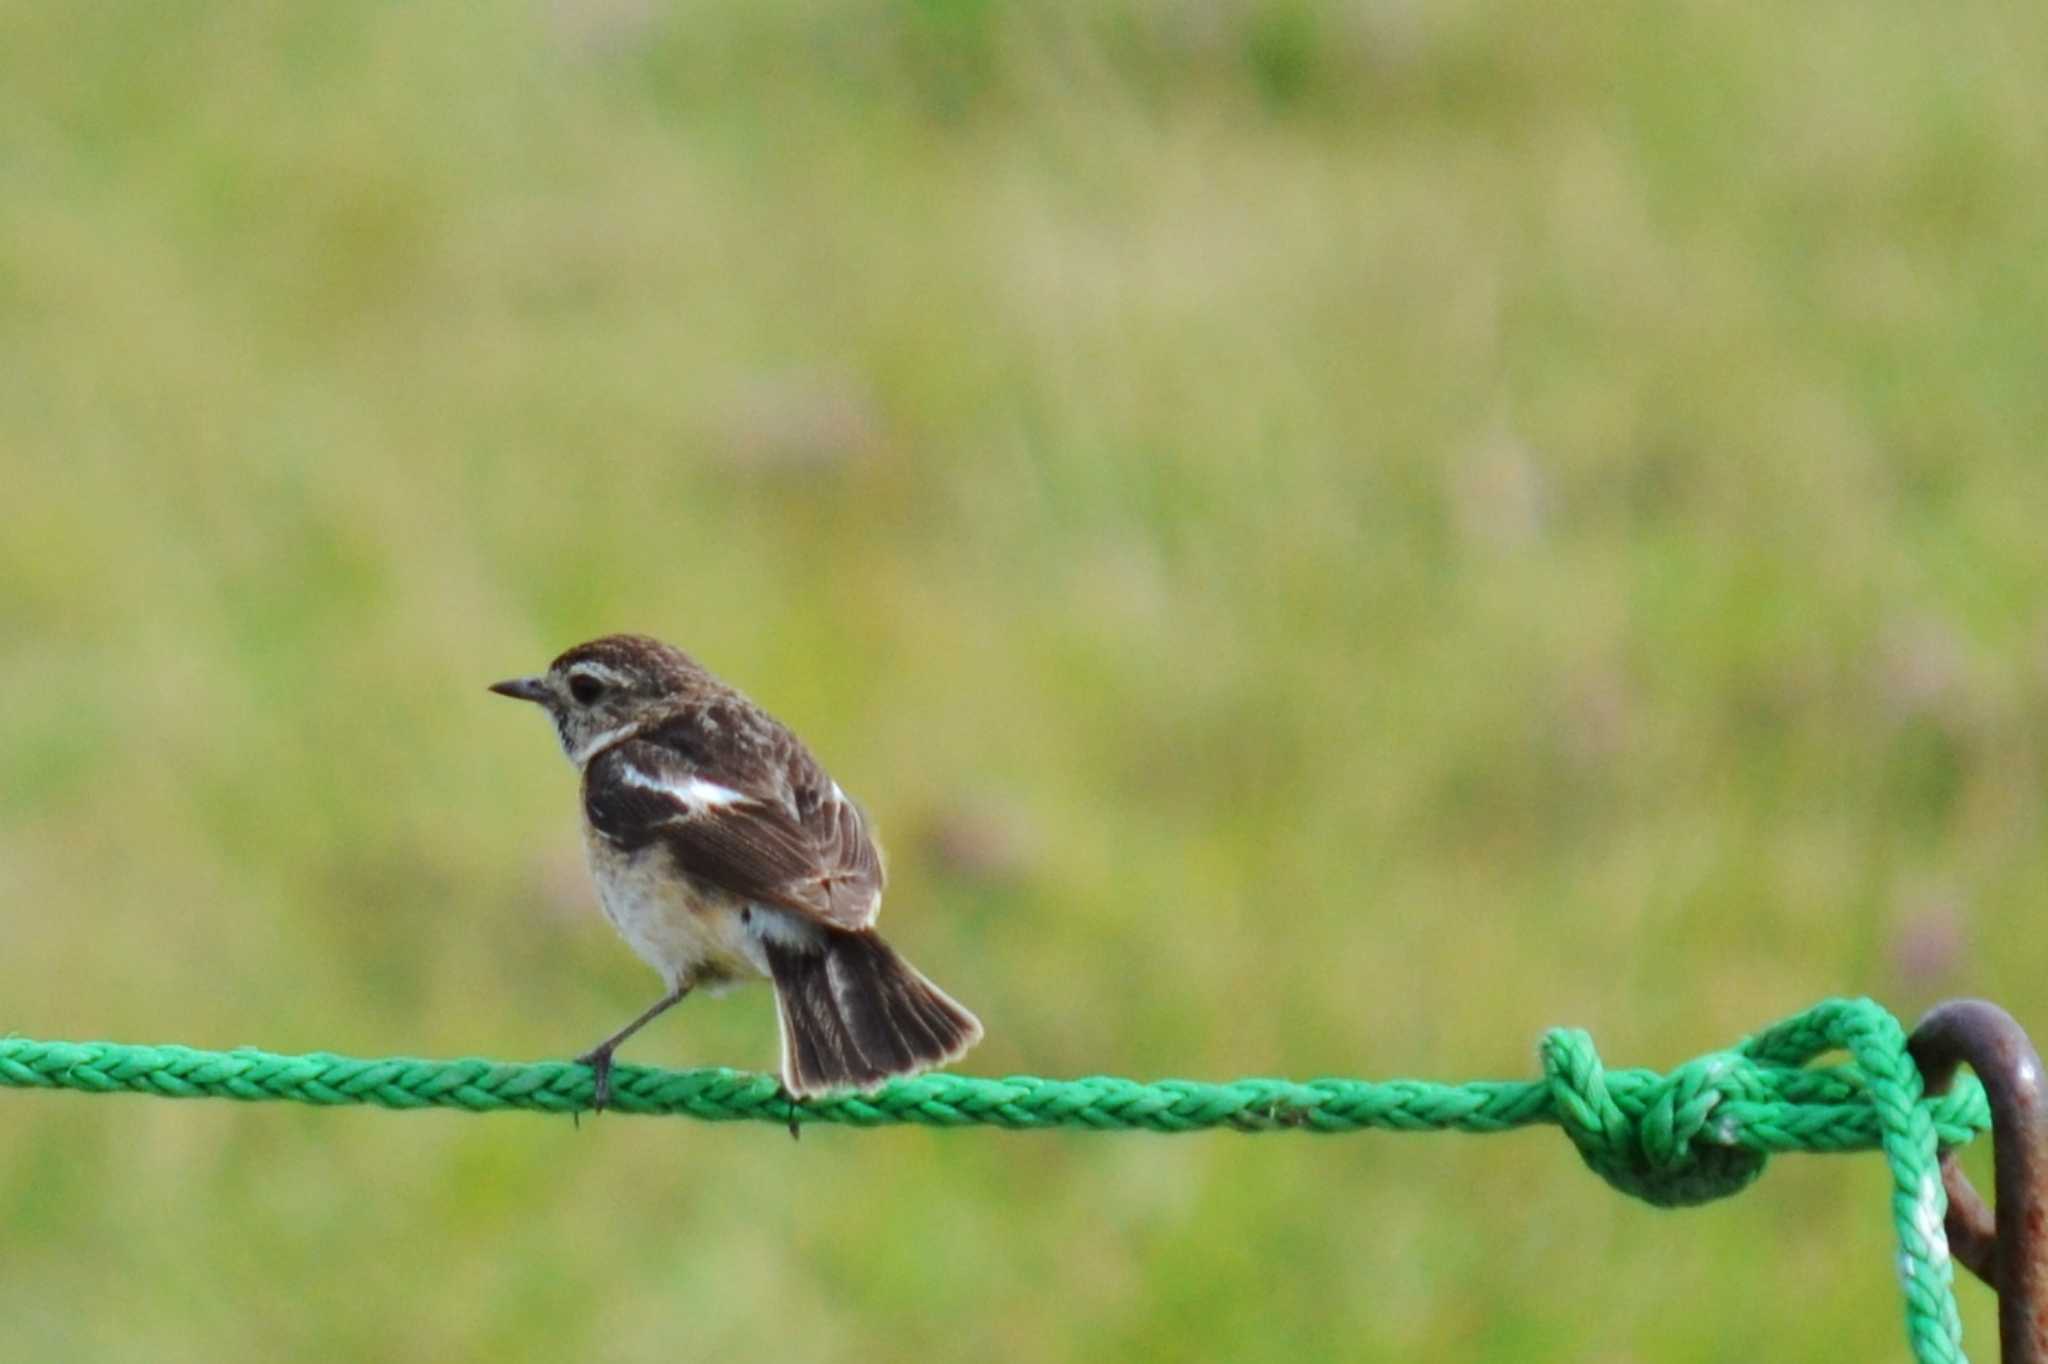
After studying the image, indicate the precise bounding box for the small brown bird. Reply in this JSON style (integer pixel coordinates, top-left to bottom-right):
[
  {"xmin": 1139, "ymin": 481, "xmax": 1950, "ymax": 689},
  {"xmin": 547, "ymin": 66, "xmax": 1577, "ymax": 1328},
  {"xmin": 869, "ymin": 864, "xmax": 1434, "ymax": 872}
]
[{"xmin": 491, "ymin": 634, "xmax": 982, "ymax": 1107}]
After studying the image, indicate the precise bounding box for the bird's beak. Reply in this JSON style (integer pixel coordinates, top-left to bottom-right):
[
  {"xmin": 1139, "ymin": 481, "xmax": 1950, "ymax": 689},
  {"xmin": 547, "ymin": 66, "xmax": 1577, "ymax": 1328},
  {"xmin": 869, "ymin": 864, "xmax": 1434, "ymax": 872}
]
[{"xmin": 488, "ymin": 676, "xmax": 550, "ymax": 704}]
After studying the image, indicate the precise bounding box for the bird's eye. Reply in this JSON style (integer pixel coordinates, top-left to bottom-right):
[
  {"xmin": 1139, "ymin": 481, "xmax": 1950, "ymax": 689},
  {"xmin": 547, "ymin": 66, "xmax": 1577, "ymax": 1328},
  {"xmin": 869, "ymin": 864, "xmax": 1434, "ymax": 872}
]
[{"xmin": 568, "ymin": 674, "xmax": 605, "ymax": 705}]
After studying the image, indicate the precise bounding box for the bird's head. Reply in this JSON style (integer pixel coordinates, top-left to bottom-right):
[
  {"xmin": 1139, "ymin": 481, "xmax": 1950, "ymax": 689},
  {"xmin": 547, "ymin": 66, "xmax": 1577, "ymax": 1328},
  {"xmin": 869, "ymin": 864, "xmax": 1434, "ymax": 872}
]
[{"xmin": 490, "ymin": 633, "xmax": 707, "ymax": 765}]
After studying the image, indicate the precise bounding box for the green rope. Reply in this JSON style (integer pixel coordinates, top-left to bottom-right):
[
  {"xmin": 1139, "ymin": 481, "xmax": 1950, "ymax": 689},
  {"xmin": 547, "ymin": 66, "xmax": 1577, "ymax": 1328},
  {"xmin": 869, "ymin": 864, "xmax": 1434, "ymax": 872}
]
[{"xmin": 0, "ymin": 997, "xmax": 1988, "ymax": 1363}]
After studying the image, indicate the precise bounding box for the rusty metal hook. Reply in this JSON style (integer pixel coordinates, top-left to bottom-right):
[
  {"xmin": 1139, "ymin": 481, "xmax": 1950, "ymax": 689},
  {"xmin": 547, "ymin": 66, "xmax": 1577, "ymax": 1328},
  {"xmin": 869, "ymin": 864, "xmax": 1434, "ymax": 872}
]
[{"xmin": 1910, "ymin": 999, "xmax": 2048, "ymax": 1364}]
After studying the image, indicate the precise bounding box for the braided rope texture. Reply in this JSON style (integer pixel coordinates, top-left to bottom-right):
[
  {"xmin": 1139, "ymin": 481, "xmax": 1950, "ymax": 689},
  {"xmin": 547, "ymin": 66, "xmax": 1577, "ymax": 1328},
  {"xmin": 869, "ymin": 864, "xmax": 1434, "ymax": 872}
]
[{"xmin": 0, "ymin": 997, "xmax": 1988, "ymax": 1363}]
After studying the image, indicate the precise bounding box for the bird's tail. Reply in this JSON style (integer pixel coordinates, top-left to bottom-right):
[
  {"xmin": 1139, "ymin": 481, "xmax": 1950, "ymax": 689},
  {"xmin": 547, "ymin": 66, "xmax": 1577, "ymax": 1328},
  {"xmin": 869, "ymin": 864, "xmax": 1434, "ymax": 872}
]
[{"xmin": 764, "ymin": 928, "xmax": 983, "ymax": 1097}]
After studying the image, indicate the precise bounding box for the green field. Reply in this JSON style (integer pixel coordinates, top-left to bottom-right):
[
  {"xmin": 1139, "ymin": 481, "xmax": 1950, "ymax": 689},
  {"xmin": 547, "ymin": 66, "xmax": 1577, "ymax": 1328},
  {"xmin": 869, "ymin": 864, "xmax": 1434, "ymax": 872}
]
[{"xmin": 3, "ymin": 3, "xmax": 2044, "ymax": 1359}]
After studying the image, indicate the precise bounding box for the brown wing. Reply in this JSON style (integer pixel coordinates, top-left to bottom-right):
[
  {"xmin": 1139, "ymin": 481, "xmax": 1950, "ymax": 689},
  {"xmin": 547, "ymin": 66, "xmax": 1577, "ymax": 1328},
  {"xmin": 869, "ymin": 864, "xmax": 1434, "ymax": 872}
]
[{"xmin": 582, "ymin": 708, "xmax": 884, "ymax": 931}]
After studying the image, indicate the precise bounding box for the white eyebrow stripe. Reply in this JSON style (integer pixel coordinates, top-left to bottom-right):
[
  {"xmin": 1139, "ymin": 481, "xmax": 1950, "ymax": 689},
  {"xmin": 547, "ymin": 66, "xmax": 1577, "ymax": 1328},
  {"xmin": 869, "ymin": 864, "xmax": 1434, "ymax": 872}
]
[
  {"xmin": 566, "ymin": 662, "xmax": 632, "ymax": 686},
  {"xmin": 620, "ymin": 763, "xmax": 755, "ymax": 813}
]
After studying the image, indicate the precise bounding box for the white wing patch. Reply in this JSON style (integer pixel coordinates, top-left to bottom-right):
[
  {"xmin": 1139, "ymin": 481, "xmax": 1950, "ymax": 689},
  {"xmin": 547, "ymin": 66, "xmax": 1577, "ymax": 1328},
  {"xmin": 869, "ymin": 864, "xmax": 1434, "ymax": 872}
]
[{"xmin": 620, "ymin": 761, "xmax": 755, "ymax": 814}]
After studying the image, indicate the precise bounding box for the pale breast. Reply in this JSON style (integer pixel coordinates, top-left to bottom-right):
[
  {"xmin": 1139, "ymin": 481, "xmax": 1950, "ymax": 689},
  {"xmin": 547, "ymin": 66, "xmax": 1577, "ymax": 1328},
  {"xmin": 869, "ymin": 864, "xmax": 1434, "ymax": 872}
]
[{"xmin": 583, "ymin": 829, "xmax": 767, "ymax": 991}]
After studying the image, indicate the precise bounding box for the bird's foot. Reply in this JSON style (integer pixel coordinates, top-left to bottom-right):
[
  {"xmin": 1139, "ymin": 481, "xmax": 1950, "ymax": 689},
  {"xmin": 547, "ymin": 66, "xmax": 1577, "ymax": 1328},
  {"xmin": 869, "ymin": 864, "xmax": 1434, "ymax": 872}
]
[
  {"xmin": 577, "ymin": 1045, "xmax": 616, "ymax": 1114},
  {"xmin": 777, "ymin": 1083, "xmax": 804, "ymax": 1141}
]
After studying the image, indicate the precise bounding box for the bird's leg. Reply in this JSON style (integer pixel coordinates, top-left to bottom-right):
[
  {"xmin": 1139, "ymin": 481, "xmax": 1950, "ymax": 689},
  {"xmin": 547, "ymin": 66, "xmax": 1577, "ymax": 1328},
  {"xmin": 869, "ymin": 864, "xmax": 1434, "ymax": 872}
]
[{"xmin": 577, "ymin": 983, "xmax": 691, "ymax": 1113}]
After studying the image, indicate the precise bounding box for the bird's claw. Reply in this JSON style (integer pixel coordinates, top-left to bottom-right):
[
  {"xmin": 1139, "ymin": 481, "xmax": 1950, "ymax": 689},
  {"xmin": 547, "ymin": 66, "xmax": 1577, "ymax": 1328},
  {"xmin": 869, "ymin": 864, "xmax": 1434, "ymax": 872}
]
[
  {"xmin": 777, "ymin": 1084, "xmax": 804, "ymax": 1141},
  {"xmin": 578, "ymin": 1047, "xmax": 615, "ymax": 1114}
]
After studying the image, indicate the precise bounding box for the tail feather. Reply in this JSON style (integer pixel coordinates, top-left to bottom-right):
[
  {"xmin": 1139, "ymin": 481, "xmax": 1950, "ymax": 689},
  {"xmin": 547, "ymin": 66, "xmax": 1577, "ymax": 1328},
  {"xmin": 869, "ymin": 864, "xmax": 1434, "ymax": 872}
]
[{"xmin": 765, "ymin": 929, "xmax": 983, "ymax": 1097}]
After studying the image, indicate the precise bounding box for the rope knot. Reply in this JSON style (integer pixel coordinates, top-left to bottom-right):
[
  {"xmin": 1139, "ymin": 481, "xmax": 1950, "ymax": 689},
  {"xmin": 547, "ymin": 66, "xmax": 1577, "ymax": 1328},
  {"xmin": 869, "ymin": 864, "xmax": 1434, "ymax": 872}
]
[{"xmin": 1540, "ymin": 1029, "xmax": 1768, "ymax": 1208}]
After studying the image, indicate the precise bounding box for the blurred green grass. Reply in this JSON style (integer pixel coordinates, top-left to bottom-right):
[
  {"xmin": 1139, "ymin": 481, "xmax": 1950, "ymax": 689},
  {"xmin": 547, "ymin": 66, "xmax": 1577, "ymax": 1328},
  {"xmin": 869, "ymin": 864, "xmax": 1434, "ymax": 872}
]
[{"xmin": 2, "ymin": 1, "xmax": 2045, "ymax": 1359}]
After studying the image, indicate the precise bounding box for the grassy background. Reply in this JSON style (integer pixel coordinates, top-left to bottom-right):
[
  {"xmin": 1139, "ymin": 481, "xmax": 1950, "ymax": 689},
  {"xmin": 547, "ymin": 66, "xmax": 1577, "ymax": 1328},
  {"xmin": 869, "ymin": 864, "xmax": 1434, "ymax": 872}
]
[{"xmin": 3, "ymin": 2, "xmax": 2045, "ymax": 1359}]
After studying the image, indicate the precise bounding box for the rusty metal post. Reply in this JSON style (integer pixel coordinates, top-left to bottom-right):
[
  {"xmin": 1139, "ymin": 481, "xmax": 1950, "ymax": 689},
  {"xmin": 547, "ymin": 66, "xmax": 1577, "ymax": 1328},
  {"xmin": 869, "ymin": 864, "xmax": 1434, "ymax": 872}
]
[{"xmin": 1910, "ymin": 999, "xmax": 2048, "ymax": 1364}]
